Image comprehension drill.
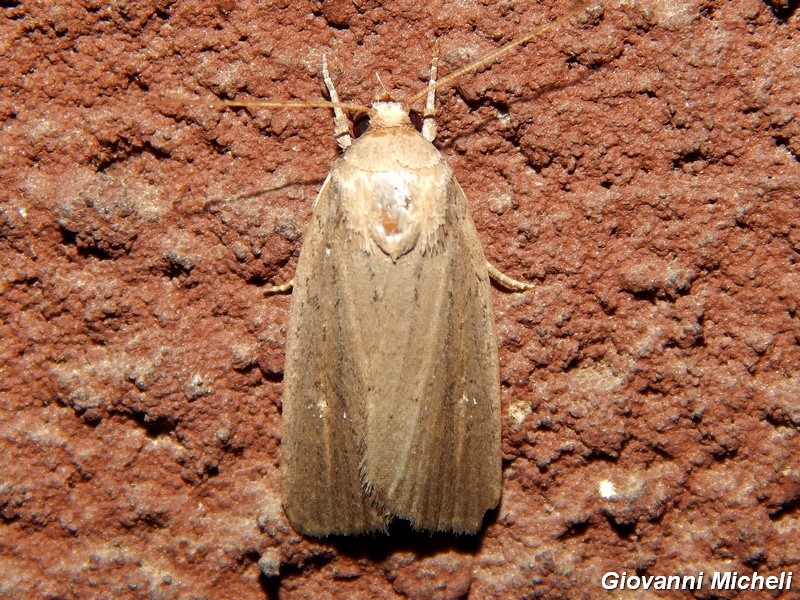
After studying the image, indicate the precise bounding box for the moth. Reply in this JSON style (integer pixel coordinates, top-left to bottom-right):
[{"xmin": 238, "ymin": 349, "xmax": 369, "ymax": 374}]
[
  {"xmin": 201, "ymin": 2, "xmax": 593, "ymax": 536},
  {"xmin": 281, "ymin": 55, "xmax": 507, "ymax": 535}
]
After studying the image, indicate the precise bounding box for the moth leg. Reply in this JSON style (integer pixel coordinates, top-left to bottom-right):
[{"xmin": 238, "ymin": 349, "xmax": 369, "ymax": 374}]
[
  {"xmin": 322, "ymin": 55, "xmax": 352, "ymax": 151},
  {"xmin": 421, "ymin": 40, "xmax": 440, "ymax": 143},
  {"xmin": 487, "ymin": 262, "xmax": 536, "ymax": 292},
  {"xmin": 264, "ymin": 278, "xmax": 294, "ymax": 295}
]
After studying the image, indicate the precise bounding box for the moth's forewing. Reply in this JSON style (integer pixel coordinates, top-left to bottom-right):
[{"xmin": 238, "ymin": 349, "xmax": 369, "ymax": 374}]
[{"xmin": 281, "ymin": 118, "xmax": 500, "ymax": 536}]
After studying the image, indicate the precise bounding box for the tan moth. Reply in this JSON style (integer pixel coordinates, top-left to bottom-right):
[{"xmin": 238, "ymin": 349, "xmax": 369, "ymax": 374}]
[{"xmin": 199, "ymin": 1, "xmax": 594, "ymax": 536}]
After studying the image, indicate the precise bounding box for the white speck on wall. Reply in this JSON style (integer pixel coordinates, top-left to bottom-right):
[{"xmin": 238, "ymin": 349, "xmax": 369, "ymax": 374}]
[
  {"xmin": 507, "ymin": 400, "xmax": 531, "ymax": 426},
  {"xmin": 599, "ymin": 480, "xmax": 617, "ymax": 499}
]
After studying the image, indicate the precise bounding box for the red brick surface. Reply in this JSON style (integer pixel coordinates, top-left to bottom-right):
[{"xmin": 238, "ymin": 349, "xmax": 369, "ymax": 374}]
[{"xmin": 1, "ymin": 0, "xmax": 798, "ymax": 598}]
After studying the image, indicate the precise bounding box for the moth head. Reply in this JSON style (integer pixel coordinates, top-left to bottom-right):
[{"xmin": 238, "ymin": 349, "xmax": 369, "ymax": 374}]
[{"xmin": 355, "ymin": 100, "xmax": 423, "ymax": 138}]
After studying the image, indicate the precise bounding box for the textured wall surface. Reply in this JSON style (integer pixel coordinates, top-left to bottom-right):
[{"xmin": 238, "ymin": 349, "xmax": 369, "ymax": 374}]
[{"xmin": 1, "ymin": 0, "xmax": 798, "ymax": 598}]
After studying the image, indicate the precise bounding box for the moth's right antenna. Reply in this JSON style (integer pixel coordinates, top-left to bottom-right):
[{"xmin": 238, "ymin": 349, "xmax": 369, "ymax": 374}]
[{"xmin": 405, "ymin": 0, "xmax": 598, "ymax": 109}]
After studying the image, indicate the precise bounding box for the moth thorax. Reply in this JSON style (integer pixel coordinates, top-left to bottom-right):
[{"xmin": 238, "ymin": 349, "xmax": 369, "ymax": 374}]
[{"xmin": 368, "ymin": 102, "xmax": 412, "ymax": 130}]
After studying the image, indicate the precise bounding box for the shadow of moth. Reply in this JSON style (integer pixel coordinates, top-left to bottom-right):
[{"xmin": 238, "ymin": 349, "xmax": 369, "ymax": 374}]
[{"xmin": 202, "ymin": 1, "xmax": 594, "ymax": 536}]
